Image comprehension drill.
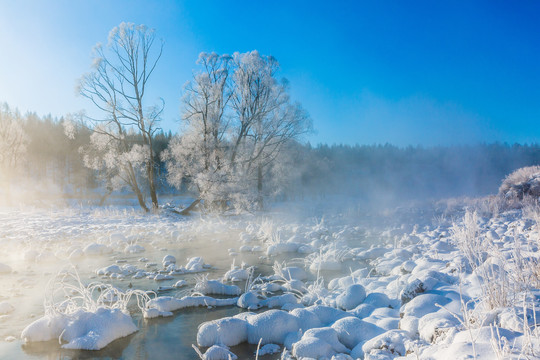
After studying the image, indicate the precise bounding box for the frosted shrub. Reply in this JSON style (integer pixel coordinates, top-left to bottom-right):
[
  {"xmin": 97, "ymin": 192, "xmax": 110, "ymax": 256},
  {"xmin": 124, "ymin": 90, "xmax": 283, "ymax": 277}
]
[
  {"xmin": 452, "ymin": 211, "xmax": 513, "ymax": 309},
  {"xmin": 499, "ymin": 166, "xmax": 540, "ymax": 205},
  {"xmin": 45, "ymin": 270, "xmax": 152, "ymax": 317},
  {"xmin": 451, "ymin": 211, "xmax": 485, "ymax": 270}
]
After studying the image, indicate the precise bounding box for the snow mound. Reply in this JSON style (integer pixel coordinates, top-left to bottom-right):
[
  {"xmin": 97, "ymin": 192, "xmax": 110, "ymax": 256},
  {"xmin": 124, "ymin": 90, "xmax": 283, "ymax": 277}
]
[
  {"xmin": 336, "ymin": 284, "xmax": 366, "ymax": 310},
  {"xmin": 499, "ymin": 165, "xmax": 540, "ymax": 201},
  {"xmin": 21, "ymin": 308, "xmax": 137, "ymax": 350},
  {"xmin": 202, "ymin": 345, "xmax": 238, "ymax": 360},
  {"xmin": 246, "ymin": 310, "xmax": 299, "ymax": 345},
  {"xmin": 194, "ymin": 279, "xmax": 241, "ymax": 296},
  {"xmin": 197, "ymin": 317, "xmax": 248, "ymax": 347}
]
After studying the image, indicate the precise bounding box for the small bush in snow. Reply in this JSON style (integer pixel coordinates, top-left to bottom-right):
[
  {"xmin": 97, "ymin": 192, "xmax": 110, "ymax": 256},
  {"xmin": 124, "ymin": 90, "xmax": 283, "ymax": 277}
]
[{"xmin": 499, "ymin": 166, "xmax": 540, "ymax": 205}]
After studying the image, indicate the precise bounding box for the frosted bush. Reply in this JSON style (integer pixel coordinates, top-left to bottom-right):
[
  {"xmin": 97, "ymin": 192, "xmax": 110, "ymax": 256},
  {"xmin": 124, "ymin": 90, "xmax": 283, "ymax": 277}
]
[{"xmin": 499, "ymin": 166, "xmax": 540, "ymax": 204}]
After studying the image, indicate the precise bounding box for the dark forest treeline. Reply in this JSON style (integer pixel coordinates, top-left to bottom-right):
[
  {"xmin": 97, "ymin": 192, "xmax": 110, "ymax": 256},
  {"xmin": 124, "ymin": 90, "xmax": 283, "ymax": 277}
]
[{"xmin": 299, "ymin": 143, "xmax": 540, "ymax": 203}]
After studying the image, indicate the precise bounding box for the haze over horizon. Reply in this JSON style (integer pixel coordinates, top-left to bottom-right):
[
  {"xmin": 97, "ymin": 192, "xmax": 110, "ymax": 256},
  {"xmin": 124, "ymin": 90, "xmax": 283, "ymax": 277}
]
[{"xmin": 1, "ymin": 0, "xmax": 539, "ymax": 146}]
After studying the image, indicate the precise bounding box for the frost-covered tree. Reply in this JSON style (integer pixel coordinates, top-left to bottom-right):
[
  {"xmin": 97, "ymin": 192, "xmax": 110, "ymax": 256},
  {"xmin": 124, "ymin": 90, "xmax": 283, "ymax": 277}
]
[
  {"xmin": 230, "ymin": 51, "xmax": 311, "ymax": 207},
  {"xmin": 78, "ymin": 22, "xmax": 163, "ymax": 212},
  {"xmin": 163, "ymin": 53, "xmax": 234, "ymax": 211},
  {"xmin": 165, "ymin": 51, "xmax": 311, "ymax": 211},
  {"xmin": 0, "ymin": 104, "xmax": 28, "ymax": 177}
]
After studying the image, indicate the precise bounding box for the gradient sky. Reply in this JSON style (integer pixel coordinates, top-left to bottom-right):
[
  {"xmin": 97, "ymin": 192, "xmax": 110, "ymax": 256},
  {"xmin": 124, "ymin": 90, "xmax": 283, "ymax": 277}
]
[{"xmin": 1, "ymin": 0, "xmax": 539, "ymax": 146}]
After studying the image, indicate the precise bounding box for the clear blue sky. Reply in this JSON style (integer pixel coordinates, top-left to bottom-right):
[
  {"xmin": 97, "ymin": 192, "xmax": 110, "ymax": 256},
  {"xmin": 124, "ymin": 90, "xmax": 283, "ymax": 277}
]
[{"xmin": 1, "ymin": 0, "xmax": 539, "ymax": 146}]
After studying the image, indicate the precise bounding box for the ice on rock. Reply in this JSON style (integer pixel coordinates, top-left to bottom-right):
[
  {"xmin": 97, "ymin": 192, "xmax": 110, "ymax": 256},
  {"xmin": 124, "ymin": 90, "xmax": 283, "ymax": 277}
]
[
  {"xmin": 202, "ymin": 345, "xmax": 238, "ymax": 360},
  {"xmin": 223, "ymin": 267, "xmax": 250, "ymax": 281},
  {"xmin": 96, "ymin": 264, "xmax": 122, "ymax": 276},
  {"xmin": 148, "ymin": 273, "xmax": 173, "ymax": 281},
  {"xmin": 329, "ymin": 275, "xmax": 358, "ymax": 290},
  {"xmin": 400, "ymin": 278, "xmax": 426, "ymax": 304},
  {"xmin": 185, "ymin": 257, "xmax": 204, "ymax": 272},
  {"xmin": 261, "ymin": 293, "xmax": 298, "ymax": 309},
  {"xmin": 246, "ymin": 310, "xmax": 299, "ymax": 345},
  {"xmin": 143, "ymin": 308, "xmax": 173, "ymax": 318},
  {"xmin": 331, "ymin": 316, "xmax": 385, "ymax": 349},
  {"xmin": 238, "ymin": 291, "xmax": 297, "ymax": 310},
  {"xmin": 370, "ymin": 307, "xmax": 399, "ymax": 318},
  {"xmin": 355, "ymin": 247, "xmax": 389, "ymax": 260},
  {"xmin": 83, "ymin": 243, "xmax": 112, "ymax": 256},
  {"xmin": 145, "ymin": 296, "xmax": 238, "ymax": 317},
  {"xmin": 363, "ymin": 292, "xmax": 391, "ymax": 308},
  {"xmin": 336, "ymin": 284, "xmax": 366, "ymax": 310},
  {"xmin": 292, "ymin": 336, "xmax": 339, "ymax": 359},
  {"xmin": 197, "ymin": 317, "xmax": 248, "ymax": 347},
  {"xmin": 400, "ymin": 260, "xmax": 416, "ymax": 273},
  {"xmin": 266, "ymin": 242, "xmax": 300, "ymax": 256},
  {"xmin": 172, "ymin": 280, "xmax": 187, "ymax": 288},
  {"xmin": 124, "ymin": 244, "xmax": 145, "ymax": 253},
  {"xmin": 361, "ymin": 330, "xmax": 411, "ymax": 358},
  {"xmin": 21, "ymin": 308, "xmax": 137, "ymax": 350},
  {"xmin": 418, "ymin": 311, "xmax": 460, "ymax": 343},
  {"xmin": 364, "ymin": 308, "xmax": 400, "ymax": 331},
  {"xmin": 239, "ymin": 245, "xmax": 252, "ymax": 252},
  {"xmin": 400, "ymin": 293, "xmax": 450, "ymax": 318},
  {"xmin": 162, "ymin": 254, "xmax": 176, "ymax": 267},
  {"xmin": 132, "ymin": 270, "xmax": 147, "ymax": 279},
  {"xmin": 194, "ymin": 279, "xmax": 241, "ymax": 296},
  {"xmin": 257, "ymin": 343, "xmax": 280, "ymax": 355},
  {"xmin": 350, "ymin": 303, "xmax": 375, "ymax": 318},
  {"xmin": 302, "ymin": 327, "xmax": 349, "ymax": 353},
  {"xmin": 290, "ymin": 308, "xmax": 323, "ymax": 330},
  {"xmin": 399, "ymin": 316, "xmax": 419, "ymax": 337},
  {"xmin": 308, "ymin": 305, "xmax": 350, "ymax": 326},
  {"xmin": 237, "ymin": 291, "xmax": 264, "ymax": 310},
  {"xmin": 283, "ymin": 331, "xmax": 301, "ymax": 350},
  {"xmin": 0, "ymin": 302, "xmax": 14, "ymax": 314}
]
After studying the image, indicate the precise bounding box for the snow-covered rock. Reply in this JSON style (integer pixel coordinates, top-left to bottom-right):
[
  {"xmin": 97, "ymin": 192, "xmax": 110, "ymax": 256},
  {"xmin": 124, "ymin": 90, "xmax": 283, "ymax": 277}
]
[{"xmin": 21, "ymin": 308, "xmax": 137, "ymax": 350}]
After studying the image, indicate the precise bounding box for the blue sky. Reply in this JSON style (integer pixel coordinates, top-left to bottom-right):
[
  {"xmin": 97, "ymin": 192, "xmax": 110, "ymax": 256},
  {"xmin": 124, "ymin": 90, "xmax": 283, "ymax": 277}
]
[{"xmin": 0, "ymin": 1, "xmax": 539, "ymax": 146}]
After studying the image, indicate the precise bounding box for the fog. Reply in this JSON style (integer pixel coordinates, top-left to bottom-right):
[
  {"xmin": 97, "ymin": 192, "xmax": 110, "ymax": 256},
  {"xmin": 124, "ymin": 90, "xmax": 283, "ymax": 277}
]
[{"xmin": 1, "ymin": 104, "xmax": 538, "ymax": 210}]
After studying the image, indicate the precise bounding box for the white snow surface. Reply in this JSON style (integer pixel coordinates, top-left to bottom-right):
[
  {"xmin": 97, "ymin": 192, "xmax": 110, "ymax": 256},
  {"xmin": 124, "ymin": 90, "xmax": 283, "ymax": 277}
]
[{"xmin": 4, "ymin": 199, "xmax": 540, "ymax": 359}]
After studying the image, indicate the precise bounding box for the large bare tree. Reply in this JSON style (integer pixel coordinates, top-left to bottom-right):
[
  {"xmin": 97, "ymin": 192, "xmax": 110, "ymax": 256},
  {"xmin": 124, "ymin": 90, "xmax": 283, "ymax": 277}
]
[
  {"xmin": 78, "ymin": 22, "xmax": 163, "ymax": 211},
  {"xmin": 230, "ymin": 51, "xmax": 311, "ymax": 208},
  {"xmin": 165, "ymin": 51, "xmax": 311, "ymax": 211}
]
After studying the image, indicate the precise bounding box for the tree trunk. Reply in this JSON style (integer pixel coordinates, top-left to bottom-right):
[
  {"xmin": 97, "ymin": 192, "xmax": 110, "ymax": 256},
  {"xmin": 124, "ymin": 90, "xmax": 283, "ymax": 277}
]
[
  {"xmin": 99, "ymin": 187, "xmax": 113, "ymax": 206},
  {"xmin": 169, "ymin": 198, "xmax": 201, "ymax": 216},
  {"xmin": 256, "ymin": 164, "xmax": 263, "ymax": 210},
  {"xmin": 126, "ymin": 163, "xmax": 149, "ymax": 213},
  {"xmin": 147, "ymin": 161, "xmax": 159, "ymax": 211},
  {"xmin": 134, "ymin": 187, "xmax": 149, "ymax": 212}
]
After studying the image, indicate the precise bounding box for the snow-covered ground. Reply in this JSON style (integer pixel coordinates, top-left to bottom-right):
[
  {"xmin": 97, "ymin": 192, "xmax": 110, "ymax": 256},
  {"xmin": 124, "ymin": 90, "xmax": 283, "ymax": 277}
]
[{"xmin": 1, "ymin": 198, "xmax": 540, "ymax": 359}]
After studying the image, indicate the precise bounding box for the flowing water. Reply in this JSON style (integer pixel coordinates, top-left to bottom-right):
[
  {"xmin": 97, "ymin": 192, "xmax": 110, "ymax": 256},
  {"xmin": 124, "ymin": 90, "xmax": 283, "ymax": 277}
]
[{"xmin": 0, "ymin": 204, "xmax": 382, "ymax": 360}]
